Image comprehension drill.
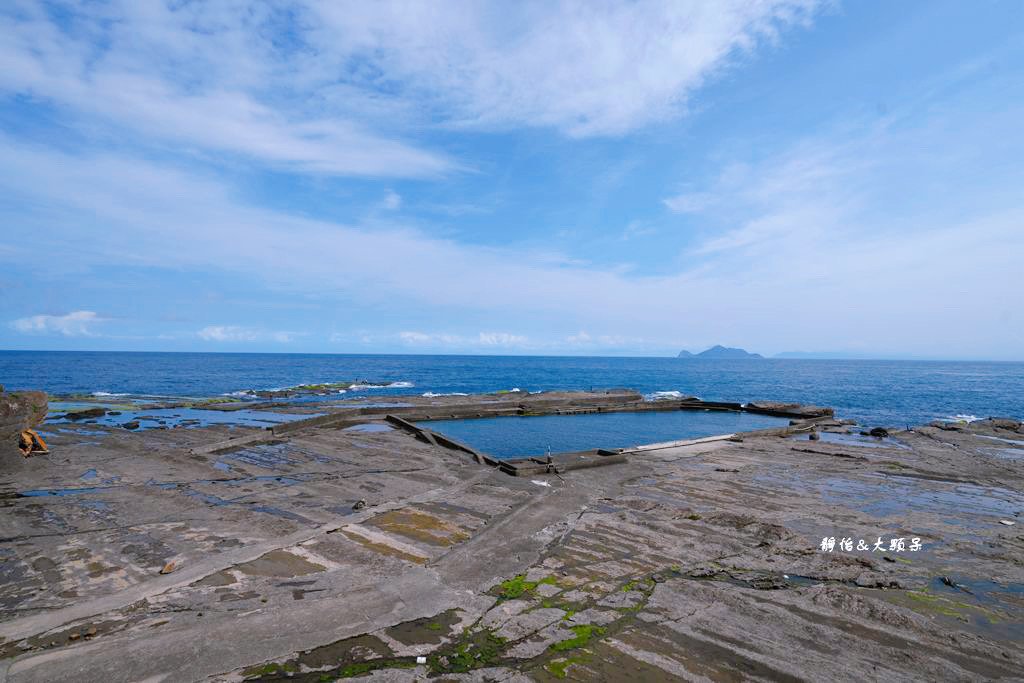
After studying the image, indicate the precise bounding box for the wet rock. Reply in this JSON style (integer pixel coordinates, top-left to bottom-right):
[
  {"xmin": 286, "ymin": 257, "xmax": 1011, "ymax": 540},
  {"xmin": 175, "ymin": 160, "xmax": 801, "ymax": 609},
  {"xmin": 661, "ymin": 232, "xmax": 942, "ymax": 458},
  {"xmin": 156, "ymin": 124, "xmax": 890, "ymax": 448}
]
[
  {"xmin": 746, "ymin": 401, "xmax": 834, "ymax": 417},
  {"xmin": 123, "ymin": 421, "xmax": 140, "ymax": 430},
  {"xmin": 65, "ymin": 407, "xmax": 106, "ymax": 421},
  {"xmin": 352, "ymin": 499, "xmax": 367, "ymax": 511},
  {"xmin": 854, "ymin": 573, "xmax": 903, "ymax": 589},
  {"xmin": 868, "ymin": 427, "xmax": 890, "ymax": 438}
]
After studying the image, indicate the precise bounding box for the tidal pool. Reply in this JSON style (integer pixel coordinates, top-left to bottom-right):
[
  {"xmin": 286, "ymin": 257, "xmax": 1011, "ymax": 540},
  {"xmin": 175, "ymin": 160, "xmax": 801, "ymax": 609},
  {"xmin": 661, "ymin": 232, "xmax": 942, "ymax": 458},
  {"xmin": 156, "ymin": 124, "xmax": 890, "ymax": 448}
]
[{"xmin": 422, "ymin": 409, "xmax": 787, "ymax": 459}]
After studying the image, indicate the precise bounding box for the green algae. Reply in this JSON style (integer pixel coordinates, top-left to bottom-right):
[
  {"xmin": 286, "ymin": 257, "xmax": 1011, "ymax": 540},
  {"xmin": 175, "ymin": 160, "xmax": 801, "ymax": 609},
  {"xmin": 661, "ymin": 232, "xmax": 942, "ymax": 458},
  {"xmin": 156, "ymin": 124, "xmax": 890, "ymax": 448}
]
[
  {"xmin": 547, "ymin": 654, "xmax": 588, "ymax": 679},
  {"xmin": 551, "ymin": 625, "xmax": 606, "ymax": 652},
  {"xmin": 429, "ymin": 629, "xmax": 506, "ymax": 674},
  {"xmin": 494, "ymin": 574, "xmax": 555, "ymax": 600}
]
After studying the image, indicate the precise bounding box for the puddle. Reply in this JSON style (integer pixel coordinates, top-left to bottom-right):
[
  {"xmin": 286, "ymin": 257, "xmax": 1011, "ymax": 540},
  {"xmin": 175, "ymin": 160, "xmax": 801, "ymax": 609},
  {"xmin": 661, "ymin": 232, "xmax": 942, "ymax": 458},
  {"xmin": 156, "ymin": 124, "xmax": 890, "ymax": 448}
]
[
  {"xmin": 887, "ymin": 576, "xmax": 1024, "ymax": 641},
  {"xmin": 342, "ymin": 423, "xmax": 394, "ymax": 433},
  {"xmin": 80, "ymin": 469, "xmax": 98, "ymax": 480},
  {"xmin": 57, "ymin": 427, "xmax": 108, "ymax": 436},
  {"xmin": 423, "ymin": 410, "xmax": 788, "ymax": 459},
  {"xmin": 212, "ymin": 461, "xmax": 232, "ymax": 472},
  {"xmin": 386, "ymin": 609, "xmax": 460, "ymax": 645},
  {"xmin": 19, "ymin": 486, "xmax": 114, "ymax": 497},
  {"xmin": 49, "ymin": 407, "xmax": 323, "ymax": 431}
]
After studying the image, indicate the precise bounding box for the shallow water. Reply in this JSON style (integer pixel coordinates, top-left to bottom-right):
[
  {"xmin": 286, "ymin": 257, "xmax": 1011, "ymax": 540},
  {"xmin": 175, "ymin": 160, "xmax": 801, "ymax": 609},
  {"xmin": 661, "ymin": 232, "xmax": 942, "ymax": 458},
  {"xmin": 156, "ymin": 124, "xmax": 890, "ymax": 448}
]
[
  {"xmin": 423, "ymin": 409, "xmax": 787, "ymax": 458},
  {"xmin": 49, "ymin": 407, "xmax": 321, "ymax": 430}
]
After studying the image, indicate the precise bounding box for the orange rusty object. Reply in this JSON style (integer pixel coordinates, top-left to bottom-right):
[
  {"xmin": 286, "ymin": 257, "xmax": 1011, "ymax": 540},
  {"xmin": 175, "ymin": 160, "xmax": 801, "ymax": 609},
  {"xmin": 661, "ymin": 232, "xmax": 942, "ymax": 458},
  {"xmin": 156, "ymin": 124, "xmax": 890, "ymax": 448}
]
[{"xmin": 19, "ymin": 429, "xmax": 49, "ymax": 457}]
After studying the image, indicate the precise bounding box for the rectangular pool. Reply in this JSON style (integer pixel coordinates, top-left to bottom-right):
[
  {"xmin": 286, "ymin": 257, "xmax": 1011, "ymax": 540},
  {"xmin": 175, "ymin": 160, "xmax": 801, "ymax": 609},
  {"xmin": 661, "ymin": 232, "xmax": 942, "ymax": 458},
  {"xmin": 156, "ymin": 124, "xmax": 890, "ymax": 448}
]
[{"xmin": 421, "ymin": 409, "xmax": 788, "ymax": 459}]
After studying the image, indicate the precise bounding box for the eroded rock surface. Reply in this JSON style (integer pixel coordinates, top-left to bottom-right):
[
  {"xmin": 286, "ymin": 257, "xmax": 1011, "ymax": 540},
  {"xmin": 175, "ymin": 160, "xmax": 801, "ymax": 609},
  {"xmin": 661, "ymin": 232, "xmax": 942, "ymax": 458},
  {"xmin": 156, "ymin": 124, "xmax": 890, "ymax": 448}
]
[{"xmin": 1, "ymin": 407, "xmax": 1022, "ymax": 682}]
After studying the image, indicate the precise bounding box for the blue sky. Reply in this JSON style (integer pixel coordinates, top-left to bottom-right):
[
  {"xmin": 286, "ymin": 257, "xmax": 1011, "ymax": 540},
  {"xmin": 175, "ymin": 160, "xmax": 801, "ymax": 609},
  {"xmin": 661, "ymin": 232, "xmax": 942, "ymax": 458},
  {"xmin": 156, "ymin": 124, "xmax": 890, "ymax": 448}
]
[{"xmin": 1, "ymin": 1, "xmax": 1022, "ymax": 359}]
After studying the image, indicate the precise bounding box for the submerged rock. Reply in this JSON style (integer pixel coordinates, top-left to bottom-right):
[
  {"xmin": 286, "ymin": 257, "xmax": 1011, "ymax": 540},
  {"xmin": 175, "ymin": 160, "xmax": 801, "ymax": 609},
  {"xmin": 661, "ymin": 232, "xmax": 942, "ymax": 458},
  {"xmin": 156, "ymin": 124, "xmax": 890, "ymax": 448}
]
[{"xmin": 65, "ymin": 407, "xmax": 107, "ymax": 421}]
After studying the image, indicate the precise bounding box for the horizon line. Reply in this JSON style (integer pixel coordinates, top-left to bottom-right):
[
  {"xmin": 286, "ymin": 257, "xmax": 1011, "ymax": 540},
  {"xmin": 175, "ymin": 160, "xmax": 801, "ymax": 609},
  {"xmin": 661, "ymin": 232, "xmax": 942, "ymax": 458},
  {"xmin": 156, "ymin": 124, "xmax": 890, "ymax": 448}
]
[{"xmin": 0, "ymin": 348, "xmax": 1021, "ymax": 363}]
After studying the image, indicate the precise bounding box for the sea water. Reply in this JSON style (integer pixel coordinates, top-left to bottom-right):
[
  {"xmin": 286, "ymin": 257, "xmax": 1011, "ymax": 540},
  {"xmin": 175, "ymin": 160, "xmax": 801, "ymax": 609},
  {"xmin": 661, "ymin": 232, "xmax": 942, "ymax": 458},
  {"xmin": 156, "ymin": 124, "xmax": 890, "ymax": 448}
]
[{"xmin": 1, "ymin": 351, "xmax": 1022, "ymax": 427}]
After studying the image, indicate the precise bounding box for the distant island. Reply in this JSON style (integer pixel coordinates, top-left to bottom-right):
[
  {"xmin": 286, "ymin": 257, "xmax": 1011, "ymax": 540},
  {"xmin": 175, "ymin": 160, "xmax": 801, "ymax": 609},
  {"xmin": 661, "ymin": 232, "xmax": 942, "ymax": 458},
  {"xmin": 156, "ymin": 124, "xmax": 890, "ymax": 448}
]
[{"xmin": 677, "ymin": 345, "xmax": 764, "ymax": 359}]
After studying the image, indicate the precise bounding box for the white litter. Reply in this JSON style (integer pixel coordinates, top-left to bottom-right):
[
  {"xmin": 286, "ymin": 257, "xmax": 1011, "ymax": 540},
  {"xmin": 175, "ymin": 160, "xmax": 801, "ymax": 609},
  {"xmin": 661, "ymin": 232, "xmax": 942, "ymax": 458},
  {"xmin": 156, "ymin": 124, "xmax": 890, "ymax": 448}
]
[
  {"xmin": 999, "ymin": 519, "xmax": 1015, "ymax": 526},
  {"xmin": 416, "ymin": 656, "xmax": 427, "ymax": 664},
  {"xmin": 531, "ymin": 479, "xmax": 552, "ymax": 488}
]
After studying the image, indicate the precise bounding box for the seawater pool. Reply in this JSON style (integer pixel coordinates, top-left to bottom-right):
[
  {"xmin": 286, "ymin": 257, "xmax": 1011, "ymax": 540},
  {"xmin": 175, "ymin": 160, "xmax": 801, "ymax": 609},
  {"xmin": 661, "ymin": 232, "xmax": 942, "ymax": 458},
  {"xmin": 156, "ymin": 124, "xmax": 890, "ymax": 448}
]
[{"xmin": 421, "ymin": 409, "xmax": 789, "ymax": 459}]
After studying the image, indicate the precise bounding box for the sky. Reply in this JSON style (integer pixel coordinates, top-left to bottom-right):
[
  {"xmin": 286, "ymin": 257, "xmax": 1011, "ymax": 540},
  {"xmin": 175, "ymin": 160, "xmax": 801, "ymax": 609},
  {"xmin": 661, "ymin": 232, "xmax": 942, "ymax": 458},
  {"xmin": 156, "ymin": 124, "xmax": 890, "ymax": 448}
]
[{"xmin": 0, "ymin": 1, "xmax": 1022, "ymax": 359}]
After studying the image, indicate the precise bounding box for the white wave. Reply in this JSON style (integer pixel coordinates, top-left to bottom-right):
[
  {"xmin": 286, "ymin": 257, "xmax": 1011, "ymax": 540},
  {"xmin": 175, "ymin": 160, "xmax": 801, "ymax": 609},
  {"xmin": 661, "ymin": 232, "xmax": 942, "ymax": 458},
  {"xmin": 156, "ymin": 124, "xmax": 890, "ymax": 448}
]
[
  {"xmin": 349, "ymin": 380, "xmax": 415, "ymax": 390},
  {"xmin": 946, "ymin": 414, "xmax": 982, "ymax": 423},
  {"xmin": 644, "ymin": 390, "xmax": 693, "ymax": 401},
  {"xmin": 92, "ymin": 391, "xmax": 129, "ymax": 397},
  {"xmin": 422, "ymin": 391, "xmax": 469, "ymax": 397}
]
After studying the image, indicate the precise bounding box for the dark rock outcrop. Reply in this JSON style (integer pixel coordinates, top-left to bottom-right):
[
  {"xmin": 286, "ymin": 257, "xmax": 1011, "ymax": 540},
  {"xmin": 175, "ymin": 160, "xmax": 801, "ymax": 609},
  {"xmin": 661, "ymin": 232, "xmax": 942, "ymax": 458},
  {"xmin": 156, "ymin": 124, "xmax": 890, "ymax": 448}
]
[
  {"xmin": 1, "ymin": 390, "xmax": 48, "ymax": 456},
  {"xmin": 65, "ymin": 407, "xmax": 106, "ymax": 421},
  {"xmin": 745, "ymin": 401, "xmax": 833, "ymax": 418}
]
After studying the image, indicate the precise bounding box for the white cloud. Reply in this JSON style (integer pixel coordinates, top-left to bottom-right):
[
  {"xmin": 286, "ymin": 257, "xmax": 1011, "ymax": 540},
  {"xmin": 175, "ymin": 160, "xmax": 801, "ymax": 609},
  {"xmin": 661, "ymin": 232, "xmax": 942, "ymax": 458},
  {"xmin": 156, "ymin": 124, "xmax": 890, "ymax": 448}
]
[
  {"xmin": 663, "ymin": 191, "xmax": 715, "ymax": 214},
  {"xmin": 307, "ymin": 0, "xmax": 822, "ymax": 137},
  {"xmin": 0, "ymin": 2, "xmax": 453, "ymax": 177},
  {"xmin": 0, "ymin": 0, "xmax": 823, "ymax": 176},
  {"xmin": 382, "ymin": 190, "xmax": 402, "ymax": 210},
  {"xmin": 11, "ymin": 310, "xmax": 105, "ymax": 336},
  {"xmin": 566, "ymin": 331, "xmax": 592, "ymax": 345},
  {"xmin": 197, "ymin": 326, "xmax": 297, "ymax": 343},
  {"xmin": 477, "ymin": 332, "xmax": 528, "ymax": 346},
  {"xmin": 2, "ymin": 73, "xmax": 1023, "ymax": 359},
  {"xmin": 399, "ymin": 331, "xmax": 529, "ymax": 349}
]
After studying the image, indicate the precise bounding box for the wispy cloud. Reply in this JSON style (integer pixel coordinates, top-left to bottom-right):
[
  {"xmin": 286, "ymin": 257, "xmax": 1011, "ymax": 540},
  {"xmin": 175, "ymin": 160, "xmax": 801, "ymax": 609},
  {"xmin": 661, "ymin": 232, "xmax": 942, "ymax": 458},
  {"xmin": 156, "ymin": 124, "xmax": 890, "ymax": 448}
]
[
  {"xmin": 0, "ymin": 0, "xmax": 823, "ymax": 166},
  {"xmin": 0, "ymin": 2, "xmax": 453, "ymax": 177},
  {"xmin": 11, "ymin": 311, "xmax": 105, "ymax": 336},
  {"xmin": 381, "ymin": 190, "xmax": 403, "ymax": 211},
  {"xmin": 308, "ymin": 1, "xmax": 822, "ymax": 137},
  {"xmin": 399, "ymin": 331, "xmax": 529, "ymax": 349},
  {"xmin": 197, "ymin": 326, "xmax": 298, "ymax": 343}
]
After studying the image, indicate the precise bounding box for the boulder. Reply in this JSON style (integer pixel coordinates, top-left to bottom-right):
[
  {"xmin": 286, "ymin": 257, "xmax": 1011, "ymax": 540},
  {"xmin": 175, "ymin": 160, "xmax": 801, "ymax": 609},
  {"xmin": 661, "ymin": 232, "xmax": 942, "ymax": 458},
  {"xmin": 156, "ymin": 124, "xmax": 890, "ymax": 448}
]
[{"xmin": 1, "ymin": 389, "xmax": 48, "ymax": 457}]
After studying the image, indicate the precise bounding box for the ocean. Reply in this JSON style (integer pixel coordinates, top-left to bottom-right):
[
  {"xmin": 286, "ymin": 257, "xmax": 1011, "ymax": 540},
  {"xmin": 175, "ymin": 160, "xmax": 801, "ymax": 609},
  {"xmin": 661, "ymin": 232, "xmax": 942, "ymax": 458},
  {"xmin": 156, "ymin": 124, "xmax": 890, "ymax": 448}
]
[{"xmin": 1, "ymin": 351, "xmax": 1022, "ymax": 428}]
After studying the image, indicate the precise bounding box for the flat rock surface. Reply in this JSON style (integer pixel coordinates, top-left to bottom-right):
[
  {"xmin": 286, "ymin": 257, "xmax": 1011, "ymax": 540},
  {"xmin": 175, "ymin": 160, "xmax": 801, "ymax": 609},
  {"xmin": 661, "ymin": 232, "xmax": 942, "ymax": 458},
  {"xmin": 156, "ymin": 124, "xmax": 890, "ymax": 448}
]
[{"xmin": 1, "ymin": 407, "xmax": 1022, "ymax": 682}]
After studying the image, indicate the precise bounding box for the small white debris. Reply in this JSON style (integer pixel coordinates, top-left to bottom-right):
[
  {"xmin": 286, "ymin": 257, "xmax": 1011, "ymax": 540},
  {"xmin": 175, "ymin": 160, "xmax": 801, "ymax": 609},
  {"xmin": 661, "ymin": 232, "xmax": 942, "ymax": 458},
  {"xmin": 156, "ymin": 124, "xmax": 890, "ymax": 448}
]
[
  {"xmin": 999, "ymin": 519, "xmax": 1015, "ymax": 526},
  {"xmin": 783, "ymin": 574, "xmax": 790, "ymax": 579},
  {"xmin": 531, "ymin": 479, "xmax": 552, "ymax": 488},
  {"xmin": 416, "ymin": 656, "xmax": 427, "ymax": 664}
]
